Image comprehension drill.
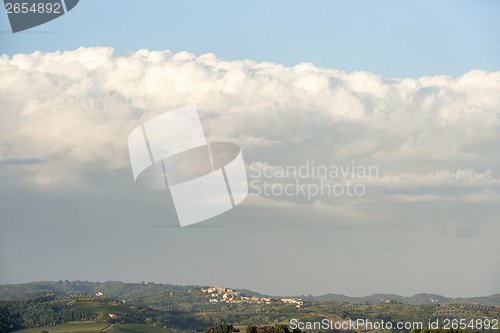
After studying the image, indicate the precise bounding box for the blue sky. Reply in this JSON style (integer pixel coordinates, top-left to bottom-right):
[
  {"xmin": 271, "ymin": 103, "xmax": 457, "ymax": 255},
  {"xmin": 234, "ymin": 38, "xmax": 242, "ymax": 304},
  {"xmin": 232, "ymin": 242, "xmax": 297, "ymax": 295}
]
[{"xmin": 1, "ymin": 0, "xmax": 499, "ymax": 78}]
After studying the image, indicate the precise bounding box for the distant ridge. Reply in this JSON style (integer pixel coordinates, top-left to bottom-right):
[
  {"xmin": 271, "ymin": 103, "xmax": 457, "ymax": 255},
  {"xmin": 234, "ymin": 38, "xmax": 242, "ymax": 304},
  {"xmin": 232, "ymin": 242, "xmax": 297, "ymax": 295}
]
[
  {"xmin": 299, "ymin": 293, "xmax": 452, "ymax": 305},
  {"xmin": 298, "ymin": 293, "xmax": 500, "ymax": 307},
  {"xmin": 0, "ymin": 280, "xmax": 194, "ymax": 300},
  {"xmin": 1, "ymin": 281, "xmax": 498, "ymax": 307}
]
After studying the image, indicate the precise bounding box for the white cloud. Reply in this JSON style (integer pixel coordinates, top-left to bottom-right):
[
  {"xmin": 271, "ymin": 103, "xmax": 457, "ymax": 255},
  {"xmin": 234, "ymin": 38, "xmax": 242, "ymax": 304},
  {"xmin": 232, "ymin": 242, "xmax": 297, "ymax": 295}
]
[
  {"xmin": 0, "ymin": 47, "xmax": 499, "ymax": 199},
  {"xmin": 367, "ymin": 169, "xmax": 500, "ymax": 187}
]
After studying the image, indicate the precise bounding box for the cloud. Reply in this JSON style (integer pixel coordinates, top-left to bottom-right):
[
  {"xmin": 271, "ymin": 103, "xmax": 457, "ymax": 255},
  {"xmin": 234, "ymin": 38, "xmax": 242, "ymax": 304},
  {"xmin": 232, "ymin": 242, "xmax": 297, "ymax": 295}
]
[
  {"xmin": 0, "ymin": 47, "xmax": 499, "ymax": 201},
  {"xmin": 367, "ymin": 169, "xmax": 500, "ymax": 187},
  {"xmin": 0, "ymin": 158, "xmax": 43, "ymax": 165}
]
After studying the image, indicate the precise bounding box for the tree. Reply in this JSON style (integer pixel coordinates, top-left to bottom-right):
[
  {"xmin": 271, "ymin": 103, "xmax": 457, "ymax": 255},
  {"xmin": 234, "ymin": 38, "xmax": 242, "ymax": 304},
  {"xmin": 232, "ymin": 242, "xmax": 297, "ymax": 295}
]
[
  {"xmin": 340, "ymin": 310, "xmax": 349, "ymax": 319},
  {"xmin": 247, "ymin": 325, "xmax": 258, "ymax": 333},
  {"xmin": 204, "ymin": 323, "xmax": 239, "ymax": 333}
]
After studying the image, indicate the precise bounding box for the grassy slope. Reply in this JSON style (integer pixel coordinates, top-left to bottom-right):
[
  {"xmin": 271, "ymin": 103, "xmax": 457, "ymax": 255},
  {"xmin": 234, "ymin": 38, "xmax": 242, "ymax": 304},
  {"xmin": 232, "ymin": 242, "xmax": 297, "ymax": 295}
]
[
  {"xmin": 71, "ymin": 302, "xmax": 137, "ymax": 315},
  {"xmin": 111, "ymin": 324, "xmax": 170, "ymax": 333},
  {"xmin": 13, "ymin": 321, "xmax": 109, "ymax": 333},
  {"xmin": 13, "ymin": 322, "xmax": 173, "ymax": 333}
]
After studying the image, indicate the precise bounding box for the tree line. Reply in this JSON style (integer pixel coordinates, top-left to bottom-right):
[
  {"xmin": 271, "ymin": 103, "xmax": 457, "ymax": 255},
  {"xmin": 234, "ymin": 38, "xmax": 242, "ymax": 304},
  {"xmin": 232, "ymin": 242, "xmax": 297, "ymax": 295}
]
[{"xmin": 0, "ymin": 295, "xmax": 92, "ymax": 333}]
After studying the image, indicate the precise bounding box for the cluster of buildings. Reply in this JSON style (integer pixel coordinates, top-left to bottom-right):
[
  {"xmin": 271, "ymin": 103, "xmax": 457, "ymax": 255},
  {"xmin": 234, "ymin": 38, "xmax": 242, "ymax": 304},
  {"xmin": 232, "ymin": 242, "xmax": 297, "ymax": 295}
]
[
  {"xmin": 281, "ymin": 298, "xmax": 304, "ymax": 307},
  {"xmin": 200, "ymin": 286, "xmax": 303, "ymax": 308}
]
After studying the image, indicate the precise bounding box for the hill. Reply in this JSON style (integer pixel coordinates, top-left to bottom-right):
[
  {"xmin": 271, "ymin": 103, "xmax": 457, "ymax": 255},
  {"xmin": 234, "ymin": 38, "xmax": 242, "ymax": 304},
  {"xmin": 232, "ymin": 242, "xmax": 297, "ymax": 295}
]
[
  {"xmin": 1, "ymin": 281, "xmax": 499, "ymax": 307},
  {"xmin": 1, "ymin": 284, "xmax": 499, "ymax": 333},
  {"xmin": 0, "ymin": 281, "xmax": 193, "ymax": 300},
  {"xmin": 300, "ymin": 293, "xmax": 453, "ymax": 305}
]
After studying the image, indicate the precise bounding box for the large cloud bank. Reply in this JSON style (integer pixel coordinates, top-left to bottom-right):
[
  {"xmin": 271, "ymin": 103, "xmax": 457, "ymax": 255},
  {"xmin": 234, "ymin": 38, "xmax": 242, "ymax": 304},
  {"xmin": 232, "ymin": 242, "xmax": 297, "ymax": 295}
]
[{"xmin": 0, "ymin": 47, "xmax": 499, "ymax": 206}]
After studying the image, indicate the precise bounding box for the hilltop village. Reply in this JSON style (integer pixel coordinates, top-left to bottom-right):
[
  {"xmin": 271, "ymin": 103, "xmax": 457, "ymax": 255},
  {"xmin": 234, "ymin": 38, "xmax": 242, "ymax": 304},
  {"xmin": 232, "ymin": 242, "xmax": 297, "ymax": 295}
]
[{"xmin": 201, "ymin": 286, "xmax": 304, "ymax": 308}]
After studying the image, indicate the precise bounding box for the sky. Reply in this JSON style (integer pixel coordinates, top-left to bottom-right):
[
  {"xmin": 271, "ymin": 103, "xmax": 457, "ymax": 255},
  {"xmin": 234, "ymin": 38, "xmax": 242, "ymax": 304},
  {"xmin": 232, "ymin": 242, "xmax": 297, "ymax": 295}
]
[
  {"xmin": 1, "ymin": 0, "xmax": 500, "ymax": 77},
  {"xmin": 0, "ymin": 1, "xmax": 499, "ymax": 298}
]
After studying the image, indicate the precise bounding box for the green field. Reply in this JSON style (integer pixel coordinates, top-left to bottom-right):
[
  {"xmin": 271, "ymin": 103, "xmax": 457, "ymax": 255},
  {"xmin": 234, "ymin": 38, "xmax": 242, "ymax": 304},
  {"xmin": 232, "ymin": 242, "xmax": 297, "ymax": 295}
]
[
  {"xmin": 13, "ymin": 321, "xmax": 109, "ymax": 333},
  {"xmin": 72, "ymin": 302, "xmax": 137, "ymax": 315},
  {"xmin": 13, "ymin": 322, "xmax": 173, "ymax": 333},
  {"xmin": 110, "ymin": 324, "xmax": 170, "ymax": 333}
]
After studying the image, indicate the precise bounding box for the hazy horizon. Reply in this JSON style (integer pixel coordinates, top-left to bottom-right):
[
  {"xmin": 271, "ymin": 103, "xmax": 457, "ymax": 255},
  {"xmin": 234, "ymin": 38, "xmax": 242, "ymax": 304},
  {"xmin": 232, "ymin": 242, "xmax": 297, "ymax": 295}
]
[{"xmin": 2, "ymin": 279, "xmax": 499, "ymax": 299}]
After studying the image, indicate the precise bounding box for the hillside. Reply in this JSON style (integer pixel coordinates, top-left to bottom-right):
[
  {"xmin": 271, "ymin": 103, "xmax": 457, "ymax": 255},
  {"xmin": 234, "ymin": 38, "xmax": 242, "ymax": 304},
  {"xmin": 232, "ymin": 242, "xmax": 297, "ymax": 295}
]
[
  {"xmin": 300, "ymin": 293, "xmax": 452, "ymax": 305},
  {"xmin": 1, "ymin": 281, "xmax": 498, "ymax": 307},
  {"xmin": 0, "ymin": 282, "xmax": 499, "ymax": 333},
  {"xmin": 0, "ymin": 281, "xmax": 193, "ymax": 300}
]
